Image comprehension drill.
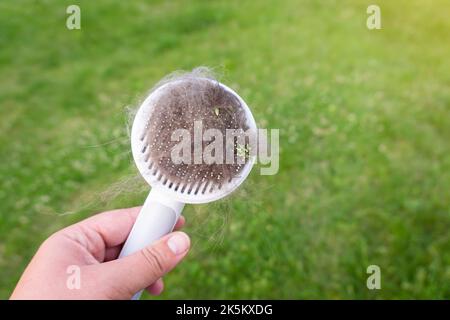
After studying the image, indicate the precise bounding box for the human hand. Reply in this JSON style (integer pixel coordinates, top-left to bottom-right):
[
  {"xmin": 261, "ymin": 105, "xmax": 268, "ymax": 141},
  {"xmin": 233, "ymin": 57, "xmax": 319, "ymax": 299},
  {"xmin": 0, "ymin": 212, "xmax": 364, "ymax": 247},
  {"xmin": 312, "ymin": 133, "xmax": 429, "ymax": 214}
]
[{"xmin": 10, "ymin": 207, "xmax": 190, "ymax": 300}]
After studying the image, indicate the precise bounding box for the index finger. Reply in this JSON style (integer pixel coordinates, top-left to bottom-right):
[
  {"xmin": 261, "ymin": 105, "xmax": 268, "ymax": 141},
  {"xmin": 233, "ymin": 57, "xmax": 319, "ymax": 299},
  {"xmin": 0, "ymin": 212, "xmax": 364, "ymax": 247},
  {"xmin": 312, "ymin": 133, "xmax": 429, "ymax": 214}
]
[
  {"xmin": 73, "ymin": 206, "xmax": 142, "ymax": 248},
  {"xmin": 70, "ymin": 207, "xmax": 185, "ymax": 248}
]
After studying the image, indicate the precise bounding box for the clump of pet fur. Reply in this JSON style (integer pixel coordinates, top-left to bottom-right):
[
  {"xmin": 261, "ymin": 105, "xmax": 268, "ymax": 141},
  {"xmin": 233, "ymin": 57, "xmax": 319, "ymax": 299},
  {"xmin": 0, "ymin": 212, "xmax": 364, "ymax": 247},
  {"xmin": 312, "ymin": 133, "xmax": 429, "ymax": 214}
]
[{"xmin": 145, "ymin": 68, "xmax": 249, "ymax": 190}]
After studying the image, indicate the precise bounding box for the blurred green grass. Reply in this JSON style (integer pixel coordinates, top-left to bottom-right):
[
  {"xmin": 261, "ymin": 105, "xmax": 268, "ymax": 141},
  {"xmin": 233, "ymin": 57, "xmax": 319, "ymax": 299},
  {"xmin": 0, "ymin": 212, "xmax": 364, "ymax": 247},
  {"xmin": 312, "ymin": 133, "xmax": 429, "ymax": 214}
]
[{"xmin": 0, "ymin": 0, "xmax": 449, "ymax": 299}]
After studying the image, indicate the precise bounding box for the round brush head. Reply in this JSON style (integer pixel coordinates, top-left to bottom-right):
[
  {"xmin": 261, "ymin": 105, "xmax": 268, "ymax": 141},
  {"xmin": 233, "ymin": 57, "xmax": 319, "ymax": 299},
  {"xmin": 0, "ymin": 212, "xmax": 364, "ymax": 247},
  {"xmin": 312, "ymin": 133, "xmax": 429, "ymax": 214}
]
[{"xmin": 131, "ymin": 76, "xmax": 257, "ymax": 204}]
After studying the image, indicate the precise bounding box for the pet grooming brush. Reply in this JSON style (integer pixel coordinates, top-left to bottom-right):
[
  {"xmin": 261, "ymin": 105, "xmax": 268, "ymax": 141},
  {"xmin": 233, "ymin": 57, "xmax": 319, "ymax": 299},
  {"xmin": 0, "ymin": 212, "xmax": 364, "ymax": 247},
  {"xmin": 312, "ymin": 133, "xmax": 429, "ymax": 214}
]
[{"xmin": 119, "ymin": 75, "xmax": 257, "ymax": 299}]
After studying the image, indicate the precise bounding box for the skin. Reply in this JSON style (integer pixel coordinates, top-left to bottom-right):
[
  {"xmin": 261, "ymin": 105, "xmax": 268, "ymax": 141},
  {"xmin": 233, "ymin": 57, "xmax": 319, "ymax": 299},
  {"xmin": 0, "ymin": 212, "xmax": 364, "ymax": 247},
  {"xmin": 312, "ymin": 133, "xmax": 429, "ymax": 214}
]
[{"xmin": 10, "ymin": 206, "xmax": 190, "ymax": 300}]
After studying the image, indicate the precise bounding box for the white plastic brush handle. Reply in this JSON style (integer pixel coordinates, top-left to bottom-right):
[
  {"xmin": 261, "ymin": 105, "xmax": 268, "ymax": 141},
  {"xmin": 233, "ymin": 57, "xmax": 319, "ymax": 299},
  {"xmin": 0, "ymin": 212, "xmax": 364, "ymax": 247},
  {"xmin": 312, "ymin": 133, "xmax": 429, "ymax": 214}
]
[{"xmin": 118, "ymin": 188, "xmax": 185, "ymax": 300}]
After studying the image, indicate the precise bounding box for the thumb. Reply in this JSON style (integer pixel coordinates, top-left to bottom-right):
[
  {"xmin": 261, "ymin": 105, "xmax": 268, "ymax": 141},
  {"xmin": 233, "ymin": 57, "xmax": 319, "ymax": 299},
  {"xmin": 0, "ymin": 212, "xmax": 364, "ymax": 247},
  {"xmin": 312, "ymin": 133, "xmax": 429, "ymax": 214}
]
[{"xmin": 98, "ymin": 231, "xmax": 190, "ymax": 298}]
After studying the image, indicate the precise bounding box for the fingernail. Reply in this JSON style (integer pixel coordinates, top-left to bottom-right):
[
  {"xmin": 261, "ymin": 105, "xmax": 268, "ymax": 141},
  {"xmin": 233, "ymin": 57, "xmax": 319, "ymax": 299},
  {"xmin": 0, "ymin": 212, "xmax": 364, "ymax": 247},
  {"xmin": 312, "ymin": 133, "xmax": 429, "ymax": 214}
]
[{"xmin": 168, "ymin": 232, "xmax": 190, "ymax": 255}]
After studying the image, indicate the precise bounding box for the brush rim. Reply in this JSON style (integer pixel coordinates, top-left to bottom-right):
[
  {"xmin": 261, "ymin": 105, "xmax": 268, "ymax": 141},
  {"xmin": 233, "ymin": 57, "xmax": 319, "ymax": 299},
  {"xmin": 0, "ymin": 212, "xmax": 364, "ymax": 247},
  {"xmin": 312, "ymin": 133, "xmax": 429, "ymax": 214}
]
[{"xmin": 131, "ymin": 78, "xmax": 257, "ymax": 204}]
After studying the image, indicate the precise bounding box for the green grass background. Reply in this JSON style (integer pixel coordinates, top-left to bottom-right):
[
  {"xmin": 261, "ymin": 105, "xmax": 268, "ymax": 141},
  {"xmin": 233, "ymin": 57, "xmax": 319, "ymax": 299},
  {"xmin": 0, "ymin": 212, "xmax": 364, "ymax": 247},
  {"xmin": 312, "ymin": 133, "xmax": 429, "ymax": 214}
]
[{"xmin": 0, "ymin": 0, "xmax": 449, "ymax": 299}]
